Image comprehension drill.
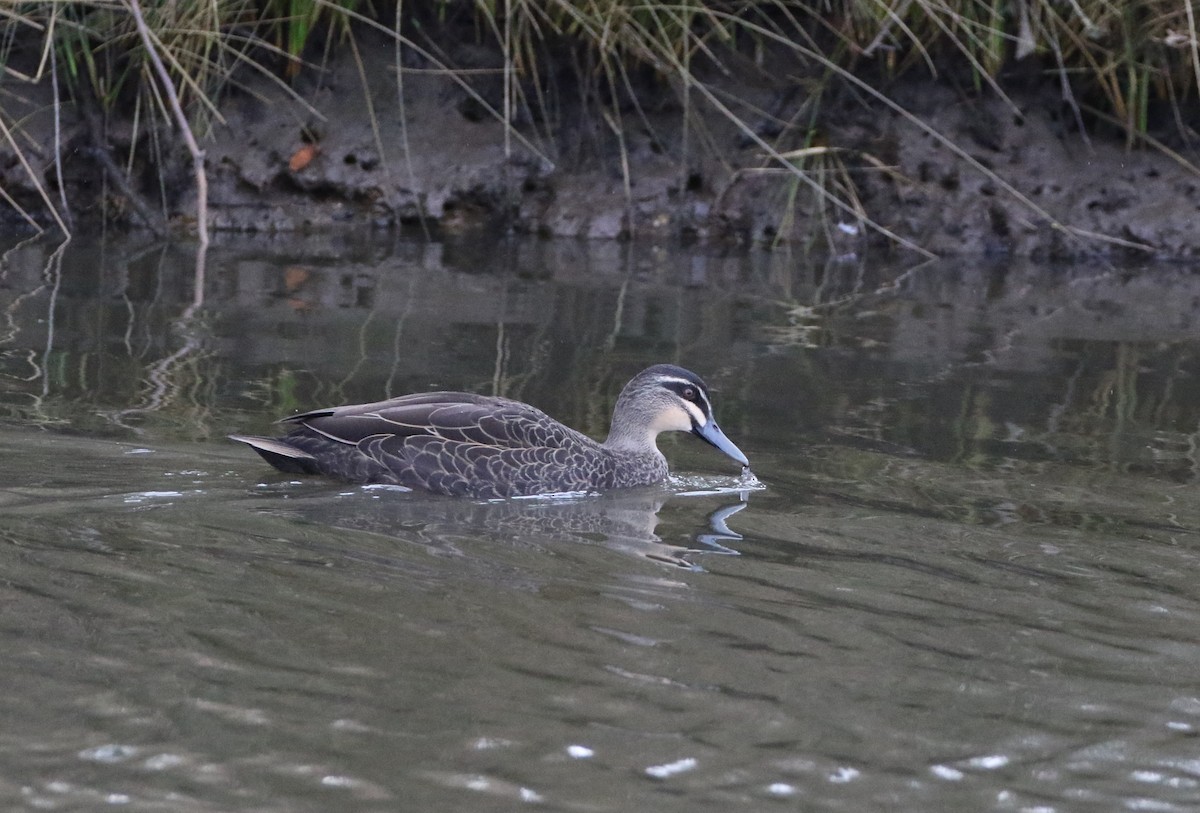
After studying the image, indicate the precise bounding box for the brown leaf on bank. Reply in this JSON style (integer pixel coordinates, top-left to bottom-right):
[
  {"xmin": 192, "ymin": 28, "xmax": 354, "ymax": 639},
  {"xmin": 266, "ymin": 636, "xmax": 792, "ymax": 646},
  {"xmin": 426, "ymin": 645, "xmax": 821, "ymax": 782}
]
[{"xmin": 289, "ymin": 144, "xmax": 319, "ymax": 172}]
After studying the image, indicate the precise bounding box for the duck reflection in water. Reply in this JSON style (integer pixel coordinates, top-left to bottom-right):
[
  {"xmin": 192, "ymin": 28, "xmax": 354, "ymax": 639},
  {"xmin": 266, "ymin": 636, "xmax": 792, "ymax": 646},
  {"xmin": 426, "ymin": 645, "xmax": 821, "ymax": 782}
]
[{"xmin": 263, "ymin": 485, "xmax": 756, "ymax": 571}]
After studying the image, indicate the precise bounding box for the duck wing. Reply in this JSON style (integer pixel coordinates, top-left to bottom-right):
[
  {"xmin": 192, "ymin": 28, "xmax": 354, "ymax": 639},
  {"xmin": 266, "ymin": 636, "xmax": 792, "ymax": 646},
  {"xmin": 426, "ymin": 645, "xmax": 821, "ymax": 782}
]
[{"xmin": 281, "ymin": 392, "xmax": 610, "ymax": 497}]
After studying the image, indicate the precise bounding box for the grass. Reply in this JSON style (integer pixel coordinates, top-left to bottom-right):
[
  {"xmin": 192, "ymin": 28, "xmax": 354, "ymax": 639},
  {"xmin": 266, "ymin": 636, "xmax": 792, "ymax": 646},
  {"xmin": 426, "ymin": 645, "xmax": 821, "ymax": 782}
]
[{"xmin": 0, "ymin": 0, "xmax": 1197, "ymax": 252}]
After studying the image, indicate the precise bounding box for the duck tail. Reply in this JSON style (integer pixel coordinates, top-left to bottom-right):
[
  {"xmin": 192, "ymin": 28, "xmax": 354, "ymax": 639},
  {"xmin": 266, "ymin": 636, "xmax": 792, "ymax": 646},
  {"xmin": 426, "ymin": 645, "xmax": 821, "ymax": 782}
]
[{"xmin": 228, "ymin": 435, "xmax": 321, "ymax": 475}]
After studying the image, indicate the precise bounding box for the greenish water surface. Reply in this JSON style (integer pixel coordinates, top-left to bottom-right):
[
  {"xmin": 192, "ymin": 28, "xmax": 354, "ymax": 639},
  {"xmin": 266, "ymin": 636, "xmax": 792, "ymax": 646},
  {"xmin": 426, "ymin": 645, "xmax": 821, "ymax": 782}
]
[{"xmin": 2, "ymin": 235, "xmax": 1199, "ymax": 811}]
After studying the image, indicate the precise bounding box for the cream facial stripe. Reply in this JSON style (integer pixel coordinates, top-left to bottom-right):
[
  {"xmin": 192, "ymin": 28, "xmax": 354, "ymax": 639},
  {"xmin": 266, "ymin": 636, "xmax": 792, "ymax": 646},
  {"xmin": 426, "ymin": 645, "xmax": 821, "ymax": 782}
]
[{"xmin": 681, "ymin": 400, "xmax": 707, "ymax": 427}]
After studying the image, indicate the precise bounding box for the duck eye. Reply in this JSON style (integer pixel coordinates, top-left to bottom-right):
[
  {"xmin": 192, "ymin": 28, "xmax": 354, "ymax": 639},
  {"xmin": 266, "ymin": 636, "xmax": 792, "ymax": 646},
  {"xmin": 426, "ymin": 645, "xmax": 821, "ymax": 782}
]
[{"xmin": 682, "ymin": 387, "xmax": 696, "ymax": 400}]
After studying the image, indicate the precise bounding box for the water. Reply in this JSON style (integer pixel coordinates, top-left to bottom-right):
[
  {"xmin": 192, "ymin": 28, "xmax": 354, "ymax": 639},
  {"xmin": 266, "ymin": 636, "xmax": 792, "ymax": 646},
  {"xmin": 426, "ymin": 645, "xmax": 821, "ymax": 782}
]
[{"xmin": 2, "ymin": 235, "xmax": 1200, "ymax": 811}]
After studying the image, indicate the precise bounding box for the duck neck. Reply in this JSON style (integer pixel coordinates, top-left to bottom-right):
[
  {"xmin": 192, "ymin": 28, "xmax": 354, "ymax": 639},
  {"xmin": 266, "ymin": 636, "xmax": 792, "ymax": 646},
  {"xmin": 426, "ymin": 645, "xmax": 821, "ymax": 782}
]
[
  {"xmin": 602, "ymin": 422, "xmax": 658, "ymax": 455},
  {"xmin": 602, "ymin": 430, "xmax": 669, "ymax": 487}
]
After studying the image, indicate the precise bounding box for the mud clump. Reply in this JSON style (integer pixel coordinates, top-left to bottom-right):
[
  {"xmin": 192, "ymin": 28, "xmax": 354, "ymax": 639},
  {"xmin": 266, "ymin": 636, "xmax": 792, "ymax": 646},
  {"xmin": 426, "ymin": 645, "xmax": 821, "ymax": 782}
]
[{"xmin": 4, "ymin": 41, "xmax": 1198, "ymax": 260}]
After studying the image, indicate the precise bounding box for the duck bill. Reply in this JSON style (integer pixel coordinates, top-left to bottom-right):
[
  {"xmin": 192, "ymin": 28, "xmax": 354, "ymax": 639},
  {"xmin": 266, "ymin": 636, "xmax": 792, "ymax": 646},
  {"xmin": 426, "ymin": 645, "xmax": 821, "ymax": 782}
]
[{"xmin": 693, "ymin": 420, "xmax": 749, "ymax": 467}]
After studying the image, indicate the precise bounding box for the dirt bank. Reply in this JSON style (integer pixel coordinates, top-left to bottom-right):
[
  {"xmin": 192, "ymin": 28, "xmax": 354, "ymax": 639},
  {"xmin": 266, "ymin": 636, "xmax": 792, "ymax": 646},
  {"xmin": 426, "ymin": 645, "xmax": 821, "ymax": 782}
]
[{"xmin": 5, "ymin": 36, "xmax": 1199, "ymax": 260}]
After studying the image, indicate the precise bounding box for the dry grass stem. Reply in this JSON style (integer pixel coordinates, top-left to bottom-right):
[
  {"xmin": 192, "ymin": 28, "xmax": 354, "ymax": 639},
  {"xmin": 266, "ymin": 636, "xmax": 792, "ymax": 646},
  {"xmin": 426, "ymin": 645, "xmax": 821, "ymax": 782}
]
[{"xmin": 0, "ymin": 0, "xmax": 1195, "ymax": 253}]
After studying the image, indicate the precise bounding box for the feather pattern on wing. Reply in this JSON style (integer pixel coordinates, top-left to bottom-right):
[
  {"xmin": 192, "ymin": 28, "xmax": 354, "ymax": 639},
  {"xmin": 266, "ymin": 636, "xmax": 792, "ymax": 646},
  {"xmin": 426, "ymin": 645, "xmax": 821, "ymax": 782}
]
[{"xmin": 268, "ymin": 392, "xmax": 635, "ymax": 498}]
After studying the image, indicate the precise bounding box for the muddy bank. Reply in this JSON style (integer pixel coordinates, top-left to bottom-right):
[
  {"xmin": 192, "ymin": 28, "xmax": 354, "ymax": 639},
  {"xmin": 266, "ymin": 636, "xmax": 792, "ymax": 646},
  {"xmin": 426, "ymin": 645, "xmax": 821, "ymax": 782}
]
[{"xmin": 5, "ymin": 37, "xmax": 1199, "ymax": 260}]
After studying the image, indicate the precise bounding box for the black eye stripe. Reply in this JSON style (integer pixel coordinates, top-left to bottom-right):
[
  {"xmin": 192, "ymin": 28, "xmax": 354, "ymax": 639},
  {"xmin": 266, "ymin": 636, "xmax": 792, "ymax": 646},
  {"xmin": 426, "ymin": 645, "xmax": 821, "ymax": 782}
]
[{"xmin": 662, "ymin": 379, "xmax": 711, "ymax": 412}]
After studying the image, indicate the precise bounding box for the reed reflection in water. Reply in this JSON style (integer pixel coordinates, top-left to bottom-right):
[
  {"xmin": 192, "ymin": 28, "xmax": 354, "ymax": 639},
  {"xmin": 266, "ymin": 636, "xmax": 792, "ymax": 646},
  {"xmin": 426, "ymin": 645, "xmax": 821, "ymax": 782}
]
[{"xmin": 1, "ymin": 234, "xmax": 1199, "ymax": 811}]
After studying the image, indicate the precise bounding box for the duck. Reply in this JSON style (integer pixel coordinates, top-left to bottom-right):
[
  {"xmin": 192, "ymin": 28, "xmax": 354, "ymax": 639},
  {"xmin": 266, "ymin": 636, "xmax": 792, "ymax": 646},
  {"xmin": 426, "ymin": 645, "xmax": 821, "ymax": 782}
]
[{"xmin": 229, "ymin": 364, "xmax": 749, "ymax": 498}]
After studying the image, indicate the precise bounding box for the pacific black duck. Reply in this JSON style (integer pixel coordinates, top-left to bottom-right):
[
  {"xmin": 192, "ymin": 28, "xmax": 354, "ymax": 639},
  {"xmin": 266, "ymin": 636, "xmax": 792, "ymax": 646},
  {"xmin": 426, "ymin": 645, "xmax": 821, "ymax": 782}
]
[{"xmin": 230, "ymin": 364, "xmax": 749, "ymax": 498}]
